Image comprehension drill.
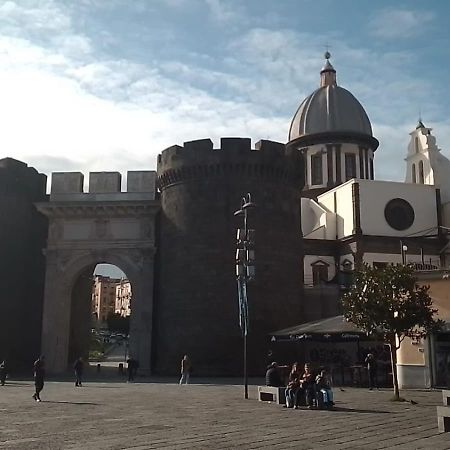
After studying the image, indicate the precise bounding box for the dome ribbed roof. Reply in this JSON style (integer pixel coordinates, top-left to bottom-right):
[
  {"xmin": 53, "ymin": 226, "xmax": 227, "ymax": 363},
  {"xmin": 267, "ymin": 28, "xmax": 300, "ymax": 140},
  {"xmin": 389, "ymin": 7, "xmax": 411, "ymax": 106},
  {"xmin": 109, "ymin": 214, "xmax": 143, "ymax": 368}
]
[{"xmin": 288, "ymin": 84, "xmax": 373, "ymax": 142}]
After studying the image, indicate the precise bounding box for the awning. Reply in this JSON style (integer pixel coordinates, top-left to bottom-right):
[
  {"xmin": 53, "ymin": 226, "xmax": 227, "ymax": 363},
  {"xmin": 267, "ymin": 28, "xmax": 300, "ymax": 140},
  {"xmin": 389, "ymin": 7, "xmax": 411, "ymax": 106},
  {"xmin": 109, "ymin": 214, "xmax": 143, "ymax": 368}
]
[{"xmin": 270, "ymin": 315, "xmax": 370, "ymax": 342}]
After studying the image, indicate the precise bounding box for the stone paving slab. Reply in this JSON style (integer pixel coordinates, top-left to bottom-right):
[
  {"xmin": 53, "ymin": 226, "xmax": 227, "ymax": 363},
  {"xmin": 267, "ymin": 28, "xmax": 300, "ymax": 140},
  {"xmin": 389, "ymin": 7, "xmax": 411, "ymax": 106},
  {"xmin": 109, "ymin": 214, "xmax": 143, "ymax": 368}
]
[{"xmin": 0, "ymin": 379, "xmax": 449, "ymax": 449}]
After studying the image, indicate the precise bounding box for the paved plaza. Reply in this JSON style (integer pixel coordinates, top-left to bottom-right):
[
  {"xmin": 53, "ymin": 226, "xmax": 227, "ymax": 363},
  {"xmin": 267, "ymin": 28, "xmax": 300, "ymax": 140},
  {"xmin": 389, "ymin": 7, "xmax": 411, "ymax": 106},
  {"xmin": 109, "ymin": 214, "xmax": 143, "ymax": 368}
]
[{"xmin": 0, "ymin": 377, "xmax": 449, "ymax": 449}]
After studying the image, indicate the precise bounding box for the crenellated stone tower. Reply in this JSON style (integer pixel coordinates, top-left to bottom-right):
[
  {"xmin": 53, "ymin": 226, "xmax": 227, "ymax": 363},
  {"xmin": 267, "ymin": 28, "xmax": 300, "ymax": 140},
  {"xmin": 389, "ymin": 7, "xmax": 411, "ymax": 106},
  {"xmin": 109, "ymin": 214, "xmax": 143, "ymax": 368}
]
[
  {"xmin": 155, "ymin": 137, "xmax": 305, "ymax": 376},
  {"xmin": 0, "ymin": 158, "xmax": 48, "ymax": 370}
]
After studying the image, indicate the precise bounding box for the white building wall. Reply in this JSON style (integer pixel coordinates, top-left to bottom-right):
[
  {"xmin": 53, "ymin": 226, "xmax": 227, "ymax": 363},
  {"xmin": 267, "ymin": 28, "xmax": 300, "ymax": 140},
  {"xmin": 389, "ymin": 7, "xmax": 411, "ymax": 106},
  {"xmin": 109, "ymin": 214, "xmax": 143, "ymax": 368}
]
[
  {"xmin": 317, "ymin": 180, "xmax": 355, "ymax": 239},
  {"xmin": 358, "ymin": 179, "xmax": 437, "ymax": 237}
]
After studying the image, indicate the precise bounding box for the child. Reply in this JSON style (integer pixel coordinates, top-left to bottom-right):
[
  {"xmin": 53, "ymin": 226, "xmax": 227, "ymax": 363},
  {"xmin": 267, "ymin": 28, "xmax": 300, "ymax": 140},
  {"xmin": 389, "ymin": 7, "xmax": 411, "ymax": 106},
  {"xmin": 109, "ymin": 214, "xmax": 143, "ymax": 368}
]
[{"xmin": 315, "ymin": 369, "xmax": 334, "ymax": 409}]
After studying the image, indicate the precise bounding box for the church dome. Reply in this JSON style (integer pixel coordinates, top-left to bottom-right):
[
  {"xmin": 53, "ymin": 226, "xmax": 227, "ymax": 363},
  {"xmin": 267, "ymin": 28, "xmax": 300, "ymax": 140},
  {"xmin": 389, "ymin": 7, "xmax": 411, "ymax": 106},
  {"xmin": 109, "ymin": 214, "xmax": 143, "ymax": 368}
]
[
  {"xmin": 288, "ymin": 54, "xmax": 378, "ymax": 149},
  {"xmin": 289, "ymin": 85, "xmax": 373, "ymax": 140}
]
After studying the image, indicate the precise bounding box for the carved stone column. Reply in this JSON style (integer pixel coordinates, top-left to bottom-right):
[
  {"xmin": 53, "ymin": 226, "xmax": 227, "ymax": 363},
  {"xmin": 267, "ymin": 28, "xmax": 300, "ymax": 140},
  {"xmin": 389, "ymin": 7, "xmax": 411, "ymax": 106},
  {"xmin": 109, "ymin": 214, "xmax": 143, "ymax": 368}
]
[
  {"xmin": 127, "ymin": 248, "xmax": 156, "ymax": 374},
  {"xmin": 41, "ymin": 250, "xmax": 73, "ymax": 373}
]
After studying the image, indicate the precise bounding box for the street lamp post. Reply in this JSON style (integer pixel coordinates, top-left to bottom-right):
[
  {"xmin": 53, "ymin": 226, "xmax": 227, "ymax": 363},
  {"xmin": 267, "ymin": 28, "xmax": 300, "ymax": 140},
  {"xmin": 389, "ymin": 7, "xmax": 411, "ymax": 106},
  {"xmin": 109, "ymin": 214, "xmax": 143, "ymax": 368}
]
[{"xmin": 234, "ymin": 193, "xmax": 256, "ymax": 400}]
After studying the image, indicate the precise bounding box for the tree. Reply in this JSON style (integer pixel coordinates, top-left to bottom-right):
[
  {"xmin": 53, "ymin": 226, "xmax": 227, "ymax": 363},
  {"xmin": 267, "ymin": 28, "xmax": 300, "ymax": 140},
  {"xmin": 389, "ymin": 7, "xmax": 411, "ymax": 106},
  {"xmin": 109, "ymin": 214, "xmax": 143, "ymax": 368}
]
[
  {"xmin": 342, "ymin": 263, "xmax": 442, "ymax": 400},
  {"xmin": 106, "ymin": 313, "xmax": 130, "ymax": 334}
]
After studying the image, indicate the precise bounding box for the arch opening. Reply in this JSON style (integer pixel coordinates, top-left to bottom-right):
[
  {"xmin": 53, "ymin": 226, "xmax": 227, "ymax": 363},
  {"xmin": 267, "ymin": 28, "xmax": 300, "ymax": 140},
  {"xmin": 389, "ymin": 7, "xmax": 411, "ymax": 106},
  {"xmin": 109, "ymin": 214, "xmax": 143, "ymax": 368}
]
[{"xmin": 68, "ymin": 263, "xmax": 133, "ymax": 374}]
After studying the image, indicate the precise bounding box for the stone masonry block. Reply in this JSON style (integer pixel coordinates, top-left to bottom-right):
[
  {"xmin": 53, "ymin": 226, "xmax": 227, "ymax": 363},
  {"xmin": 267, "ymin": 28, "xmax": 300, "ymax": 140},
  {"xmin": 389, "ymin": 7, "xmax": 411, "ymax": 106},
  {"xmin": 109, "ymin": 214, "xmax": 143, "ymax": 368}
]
[
  {"xmin": 255, "ymin": 140, "xmax": 285, "ymax": 153},
  {"xmin": 127, "ymin": 171, "xmax": 156, "ymax": 197},
  {"xmin": 89, "ymin": 172, "xmax": 121, "ymax": 193},
  {"xmin": 183, "ymin": 139, "xmax": 213, "ymax": 152},
  {"xmin": 51, "ymin": 172, "xmax": 84, "ymax": 194},
  {"xmin": 221, "ymin": 137, "xmax": 251, "ymax": 152}
]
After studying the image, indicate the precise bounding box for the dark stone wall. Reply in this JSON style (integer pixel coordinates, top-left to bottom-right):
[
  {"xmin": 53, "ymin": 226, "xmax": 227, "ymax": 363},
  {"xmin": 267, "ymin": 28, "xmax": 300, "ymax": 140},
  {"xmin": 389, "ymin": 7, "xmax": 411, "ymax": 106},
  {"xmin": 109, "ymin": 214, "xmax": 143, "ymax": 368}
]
[
  {"xmin": 154, "ymin": 138, "xmax": 305, "ymax": 376},
  {"xmin": 0, "ymin": 158, "xmax": 48, "ymax": 371}
]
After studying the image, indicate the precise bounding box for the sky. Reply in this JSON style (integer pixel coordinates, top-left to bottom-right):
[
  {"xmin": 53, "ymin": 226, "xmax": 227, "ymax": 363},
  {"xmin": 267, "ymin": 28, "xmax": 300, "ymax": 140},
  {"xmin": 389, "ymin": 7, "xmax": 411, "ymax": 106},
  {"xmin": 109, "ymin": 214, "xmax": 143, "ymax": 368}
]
[{"xmin": 1, "ymin": 0, "xmax": 450, "ymax": 184}]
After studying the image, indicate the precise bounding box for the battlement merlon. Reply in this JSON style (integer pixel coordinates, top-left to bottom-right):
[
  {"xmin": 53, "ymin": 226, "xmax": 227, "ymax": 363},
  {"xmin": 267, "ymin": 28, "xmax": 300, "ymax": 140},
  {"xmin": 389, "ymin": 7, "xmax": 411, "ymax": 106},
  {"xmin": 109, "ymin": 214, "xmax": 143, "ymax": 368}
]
[
  {"xmin": 157, "ymin": 137, "xmax": 301, "ymax": 170},
  {"xmin": 49, "ymin": 171, "xmax": 157, "ymax": 201}
]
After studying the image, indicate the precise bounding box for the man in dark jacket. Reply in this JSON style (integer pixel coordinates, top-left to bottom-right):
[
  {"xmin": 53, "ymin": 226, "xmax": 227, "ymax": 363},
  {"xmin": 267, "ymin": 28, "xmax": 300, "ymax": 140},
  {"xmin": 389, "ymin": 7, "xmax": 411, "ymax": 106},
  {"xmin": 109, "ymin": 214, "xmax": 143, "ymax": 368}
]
[
  {"xmin": 126, "ymin": 357, "xmax": 138, "ymax": 382},
  {"xmin": 74, "ymin": 357, "xmax": 84, "ymax": 387},
  {"xmin": 0, "ymin": 360, "xmax": 7, "ymax": 386},
  {"xmin": 33, "ymin": 356, "xmax": 45, "ymax": 402},
  {"xmin": 265, "ymin": 362, "xmax": 285, "ymax": 387},
  {"xmin": 365, "ymin": 351, "xmax": 378, "ymax": 390}
]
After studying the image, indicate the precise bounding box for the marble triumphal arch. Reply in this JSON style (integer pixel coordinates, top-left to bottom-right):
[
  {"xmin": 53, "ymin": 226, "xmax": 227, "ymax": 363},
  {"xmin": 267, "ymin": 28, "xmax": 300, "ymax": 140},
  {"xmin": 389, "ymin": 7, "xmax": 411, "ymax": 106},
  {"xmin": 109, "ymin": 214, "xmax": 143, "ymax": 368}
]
[{"xmin": 36, "ymin": 171, "xmax": 159, "ymax": 373}]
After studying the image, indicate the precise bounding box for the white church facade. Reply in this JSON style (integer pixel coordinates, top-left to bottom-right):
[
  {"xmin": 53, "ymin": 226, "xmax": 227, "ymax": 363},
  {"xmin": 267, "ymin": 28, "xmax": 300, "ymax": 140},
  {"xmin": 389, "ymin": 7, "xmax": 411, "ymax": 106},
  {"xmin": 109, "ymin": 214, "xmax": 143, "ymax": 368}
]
[{"xmin": 289, "ymin": 53, "xmax": 450, "ymax": 389}]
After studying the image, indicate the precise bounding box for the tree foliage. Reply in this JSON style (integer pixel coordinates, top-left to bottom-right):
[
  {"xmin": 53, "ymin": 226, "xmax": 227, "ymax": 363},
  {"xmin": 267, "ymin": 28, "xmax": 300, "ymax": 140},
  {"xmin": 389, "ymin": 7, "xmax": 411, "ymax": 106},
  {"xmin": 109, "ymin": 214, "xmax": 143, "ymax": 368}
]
[
  {"xmin": 342, "ymin": 263, "xmax": 442, "ymax": 399},
  {"xmin": 342, "ymin": 264, "xmax": 441, "ymax": 345},
  {"xmin": 106, "ymin": 313, "xmax": 130, "ymax": 334}
]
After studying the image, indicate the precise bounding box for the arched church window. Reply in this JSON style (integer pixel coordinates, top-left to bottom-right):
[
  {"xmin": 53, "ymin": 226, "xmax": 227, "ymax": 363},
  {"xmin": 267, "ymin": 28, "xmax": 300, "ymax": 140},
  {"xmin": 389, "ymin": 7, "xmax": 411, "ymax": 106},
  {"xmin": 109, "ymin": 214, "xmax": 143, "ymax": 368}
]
[
  {"xmin": 311, "ymin": 154, "xmax": 323, "ymax": 185},
  {"xmin": 415, "ymin": 136, "xmax": 420, "ymax": 153},
  {"xmin": 419, "ymin": 160, "xmax": 424, "ymax": 184},
  {"xmin": 345, "ymin": 153, "xmax": 356, "ymax": 181},
  {"xmin": 412, "ymin": 163, "xmax": 416, "ymax": 183}
]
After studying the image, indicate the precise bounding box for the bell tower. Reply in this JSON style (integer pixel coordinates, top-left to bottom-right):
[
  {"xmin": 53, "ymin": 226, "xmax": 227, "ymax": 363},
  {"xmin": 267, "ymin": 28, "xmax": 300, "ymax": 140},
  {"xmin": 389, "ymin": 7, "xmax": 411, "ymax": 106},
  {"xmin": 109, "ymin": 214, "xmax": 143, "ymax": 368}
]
[
  {"xmin": 405, "ymin": 120, "xmax": 440, "ymax": 185},
  {"xmin": 405, "ymin": 120, "xmax": 450, "ymax": 202}
]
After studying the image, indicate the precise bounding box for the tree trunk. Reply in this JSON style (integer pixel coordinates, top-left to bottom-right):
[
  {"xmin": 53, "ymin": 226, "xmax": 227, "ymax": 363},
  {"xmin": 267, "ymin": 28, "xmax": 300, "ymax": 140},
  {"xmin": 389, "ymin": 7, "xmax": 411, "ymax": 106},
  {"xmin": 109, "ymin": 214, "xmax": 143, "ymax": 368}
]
[{"xmin": 389, "ymin": 337, "xmax": 400, "ymax": 400}]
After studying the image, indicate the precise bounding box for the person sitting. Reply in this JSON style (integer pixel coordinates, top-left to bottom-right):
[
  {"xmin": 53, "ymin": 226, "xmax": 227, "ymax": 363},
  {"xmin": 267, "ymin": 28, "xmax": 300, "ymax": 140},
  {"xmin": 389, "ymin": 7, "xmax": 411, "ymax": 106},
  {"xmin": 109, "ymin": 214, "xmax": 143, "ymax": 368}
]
[
  {"xmin": 315, "ymin": 368, "xmax": 334, "ymax": 409},
  {"xmin": 265, "ymin": 362, "xmax": 285, "ymax": 387},
  {"xmin": 299, "ymin": 363, "xmax": 315, "ymax": 409},
  {"xmin": 284, "ymin": 362, "xmax": 301, "ymax": 409}
]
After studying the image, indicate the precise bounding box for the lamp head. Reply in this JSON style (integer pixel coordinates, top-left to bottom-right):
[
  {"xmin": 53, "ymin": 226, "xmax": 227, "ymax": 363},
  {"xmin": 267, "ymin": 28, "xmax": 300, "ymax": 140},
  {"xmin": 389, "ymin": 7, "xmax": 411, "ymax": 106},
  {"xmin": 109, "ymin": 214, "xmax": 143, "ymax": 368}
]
[{"xmin": 242, "ymin": 201, "xmax": 256, "ymax": 210}]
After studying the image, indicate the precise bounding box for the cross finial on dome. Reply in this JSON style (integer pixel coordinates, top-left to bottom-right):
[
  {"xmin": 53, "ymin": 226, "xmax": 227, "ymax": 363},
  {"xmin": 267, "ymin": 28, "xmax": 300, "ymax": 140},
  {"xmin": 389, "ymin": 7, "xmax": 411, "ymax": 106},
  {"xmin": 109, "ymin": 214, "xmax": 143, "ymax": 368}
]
[{"xmin": 320, "ymin": 48, "xmax": 336, "ymax": 87}]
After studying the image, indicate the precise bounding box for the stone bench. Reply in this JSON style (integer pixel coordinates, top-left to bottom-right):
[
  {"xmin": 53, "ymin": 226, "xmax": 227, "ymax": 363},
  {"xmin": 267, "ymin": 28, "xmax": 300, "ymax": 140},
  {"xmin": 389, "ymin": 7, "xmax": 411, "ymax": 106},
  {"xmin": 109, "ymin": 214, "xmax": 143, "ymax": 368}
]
[
  {"xmin": 257, "ymin": 386, "xmax": 285, "ymax": 405},
  {"xmin": 437, "ymin": 390, "xmax": 450, "ymax": 432},
  {"xmin": 442, "ymin": 390, "xmax": 450, "ymax": 406}
]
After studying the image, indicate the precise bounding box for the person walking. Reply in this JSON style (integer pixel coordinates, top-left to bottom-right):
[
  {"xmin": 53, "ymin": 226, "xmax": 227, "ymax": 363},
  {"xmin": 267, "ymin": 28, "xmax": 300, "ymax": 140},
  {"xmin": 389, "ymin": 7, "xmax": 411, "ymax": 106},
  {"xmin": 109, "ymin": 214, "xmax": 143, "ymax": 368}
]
[
  {"xmin": 365, "ymin": 351, "xmax": 378, "ymax": 390},
  {"xmin": 33, "ymin": 356, "xmax": 45, "ymax": 402},
  {"xmin": 179, "ymin": 355, "xmax": 192, "ymax": 385},
  {"xmin": 74, "ymin": 357, "xmax": 84, "ymax": 387},
  {"xmin": 0, "ymin": 360, "xmax": 7, "ymax": 386},
  {"xmin": 126, "ymin": 357, "xmax": 138, "ymax": 382}
]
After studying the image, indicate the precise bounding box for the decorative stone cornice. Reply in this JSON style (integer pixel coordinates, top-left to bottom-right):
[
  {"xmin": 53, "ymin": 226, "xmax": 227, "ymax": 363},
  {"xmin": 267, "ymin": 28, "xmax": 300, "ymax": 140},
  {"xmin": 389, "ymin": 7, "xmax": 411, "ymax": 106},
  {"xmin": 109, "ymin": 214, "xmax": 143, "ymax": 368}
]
[{"xmin": 35, "ymin": 200, "xmax": 159, "ymax": 219}]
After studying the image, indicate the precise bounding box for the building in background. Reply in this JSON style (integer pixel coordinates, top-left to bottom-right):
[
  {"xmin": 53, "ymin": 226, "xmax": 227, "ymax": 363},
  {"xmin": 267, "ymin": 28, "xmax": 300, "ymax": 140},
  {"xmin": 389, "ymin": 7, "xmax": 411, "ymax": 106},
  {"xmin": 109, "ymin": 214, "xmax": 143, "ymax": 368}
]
[
  {"xmin": 91, "ymin": 276, "xmax": 121, "ymax": 324},
  {"xmin": 115, "ymin": 279, "xmax": 132, "ymax": 317}
]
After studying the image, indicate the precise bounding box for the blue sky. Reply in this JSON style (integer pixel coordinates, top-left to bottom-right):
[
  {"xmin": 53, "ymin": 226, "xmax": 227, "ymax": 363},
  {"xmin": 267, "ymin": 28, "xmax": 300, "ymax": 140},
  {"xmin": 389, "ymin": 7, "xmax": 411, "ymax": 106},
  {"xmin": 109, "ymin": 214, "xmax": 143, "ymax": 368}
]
[{"xmin": 1, "ymin": 0, "xmax": 450, "ymax": 183}]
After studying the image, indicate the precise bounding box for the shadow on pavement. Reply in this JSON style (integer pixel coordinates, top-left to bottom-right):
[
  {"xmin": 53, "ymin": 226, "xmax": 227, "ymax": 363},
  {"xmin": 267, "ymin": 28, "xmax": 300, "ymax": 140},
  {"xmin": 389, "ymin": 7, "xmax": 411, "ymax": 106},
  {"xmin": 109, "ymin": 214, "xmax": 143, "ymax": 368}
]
[
  {"xmin": 42, "ymin": 400, "xmax": 100, "ymax": 406},
  {"xmin": 331, "ymin": 406, "xmax": 390, "ymax": 414}
]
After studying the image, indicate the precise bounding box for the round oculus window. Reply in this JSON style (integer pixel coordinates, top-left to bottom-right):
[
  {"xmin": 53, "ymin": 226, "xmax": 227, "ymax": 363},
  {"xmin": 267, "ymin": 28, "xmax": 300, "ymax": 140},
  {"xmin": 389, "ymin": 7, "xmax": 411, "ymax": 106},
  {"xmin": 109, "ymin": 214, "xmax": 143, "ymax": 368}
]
[{"xmin": 384, "ymin": 198, "xmax": 415, "ymax": 231}]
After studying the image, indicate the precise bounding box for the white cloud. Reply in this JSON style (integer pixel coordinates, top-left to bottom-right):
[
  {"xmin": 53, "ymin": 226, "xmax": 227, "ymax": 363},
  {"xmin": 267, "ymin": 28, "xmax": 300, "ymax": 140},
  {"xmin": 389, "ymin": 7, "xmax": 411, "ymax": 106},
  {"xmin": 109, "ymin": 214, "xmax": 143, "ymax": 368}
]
[
  {"xmin": 0, "ymin": 0, "xmax": 72, "ymax": 34},
  {"xmin": 204, "ymin": 0, "xmax": 242, "ymax": 24},
  {"xmin": 369, "ymin": 8, "xmax": 435, "ymax": 39},
  {"xmin": 0, "ymin": 0, "xmax": 446, "ymax": 190}
]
